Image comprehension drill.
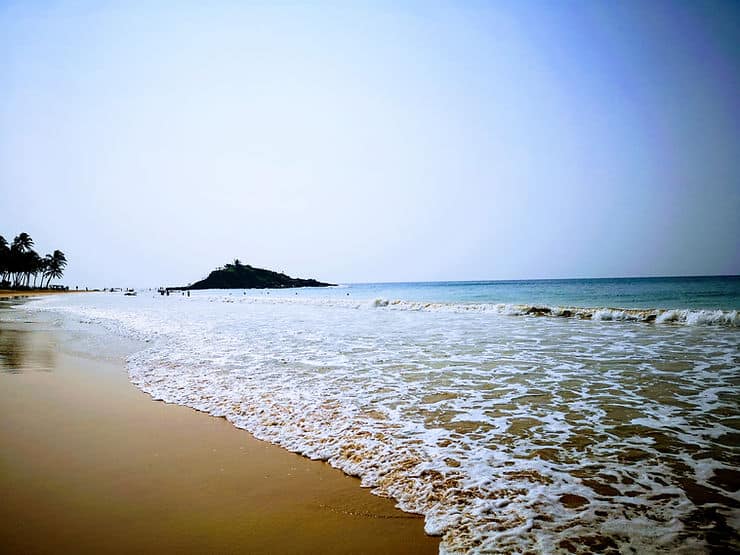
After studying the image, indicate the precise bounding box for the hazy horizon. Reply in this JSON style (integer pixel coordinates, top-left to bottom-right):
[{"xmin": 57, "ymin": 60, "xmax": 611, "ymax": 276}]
[{"xmin": 2, "ymin": 1, "xmax": 739, "ymax": 288}]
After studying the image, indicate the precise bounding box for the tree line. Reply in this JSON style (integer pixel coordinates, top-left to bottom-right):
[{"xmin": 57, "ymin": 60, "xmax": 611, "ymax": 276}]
[{"xmin": 0, "ymin": 232, "xmax": 68, "ymax": 289}]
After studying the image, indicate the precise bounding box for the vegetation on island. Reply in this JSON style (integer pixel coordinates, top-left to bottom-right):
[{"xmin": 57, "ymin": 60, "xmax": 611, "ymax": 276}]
[
  {"xmin": 179, "ymin": 259, "xmax": 335, "ymax": 290},
  {"xmin": 0, "ymin": 233, "xmax": 68, "ymax": 289}
]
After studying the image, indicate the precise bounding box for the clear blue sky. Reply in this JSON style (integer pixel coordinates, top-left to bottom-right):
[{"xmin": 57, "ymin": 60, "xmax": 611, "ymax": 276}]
[{"xmin": 1, "ymin": 1, "xmax": 738, "ymax": 287}]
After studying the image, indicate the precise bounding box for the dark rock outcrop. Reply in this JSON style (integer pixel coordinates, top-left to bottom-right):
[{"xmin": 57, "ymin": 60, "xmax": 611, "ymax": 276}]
[{"xmin": 181, "ymin": 262, "xmax": 335, "ymax": 290}]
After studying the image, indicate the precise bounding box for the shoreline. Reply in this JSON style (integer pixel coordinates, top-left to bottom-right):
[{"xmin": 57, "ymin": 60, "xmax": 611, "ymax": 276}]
[
  {"xmin": 0, "ymin": 289, "xmax": 91, "ymax": 299},
  {"xmin": 0, "ymin": 309, "xmax": 439, "ymax": 554}
]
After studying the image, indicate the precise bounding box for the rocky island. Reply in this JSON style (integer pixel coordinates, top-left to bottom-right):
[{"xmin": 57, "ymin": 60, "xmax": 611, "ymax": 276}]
[{"xmin": 177, "ymin": 260, "xmax": 335, "ymax": 290}]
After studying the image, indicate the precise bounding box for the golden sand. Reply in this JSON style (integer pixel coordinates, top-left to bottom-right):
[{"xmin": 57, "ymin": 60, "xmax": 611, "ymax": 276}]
[{"xmin": 0, "ymin": 324, "xmax": 438, "ymax": 554}]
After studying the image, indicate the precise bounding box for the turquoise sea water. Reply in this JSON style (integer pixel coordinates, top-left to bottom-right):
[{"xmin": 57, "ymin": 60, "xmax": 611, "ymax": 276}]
[{"xmin": 260, "ymin": 275, "xmax": 740, "ymax": 310}]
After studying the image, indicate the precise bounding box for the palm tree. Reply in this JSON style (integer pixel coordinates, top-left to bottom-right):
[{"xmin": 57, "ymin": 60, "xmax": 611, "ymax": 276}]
[
  {"xmin": 1, "ymin": 233, "xmax": 68, "ymax": 289},
  {"xmin": 41, "ymin": 254, "xmax": 53, "ymax": 287},
  {"xmin": 43, "ymin": 250, "xmax": 67, "ymax": 288},
  {"xmin": 12, "ymin": 232, "xmax": 34, "ymax": 252},
  {"xmin": 30, "ymin": 251, "xmax": 44, "ymax": 288},
  {"xmin": 10, "ymin": 233, "xmax": 35, "ymax": 287},
  {"xmin": 0, "ymin": 235, "xmax": 9, "ymax": 286},
  {"xmin": 20, "ymin": 250, "xmax": 38, "ymax": 287}
]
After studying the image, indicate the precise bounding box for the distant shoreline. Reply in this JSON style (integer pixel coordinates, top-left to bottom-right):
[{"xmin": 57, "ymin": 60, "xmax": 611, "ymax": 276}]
[{"xmin": 0, "ymin": 289, "xmax": 90, "ymax": 299}]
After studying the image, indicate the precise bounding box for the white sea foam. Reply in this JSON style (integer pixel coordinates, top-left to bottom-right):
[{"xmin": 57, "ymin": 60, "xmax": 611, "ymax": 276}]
[
  {"xmin": 196, "ymin": 293, "xmax": 740, "ymax": 326},
  {"xmin": 23, "ymin": 292, "xmax": 740, "ymax": 553}
]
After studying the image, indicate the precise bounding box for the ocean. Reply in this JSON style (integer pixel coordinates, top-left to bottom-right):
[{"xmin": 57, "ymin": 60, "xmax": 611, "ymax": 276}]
[{"xmin": 10, "ymin": 276, "xmax": 739, "ymax": 553}]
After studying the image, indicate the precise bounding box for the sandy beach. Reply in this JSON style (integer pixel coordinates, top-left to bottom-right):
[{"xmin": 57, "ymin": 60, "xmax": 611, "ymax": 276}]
[{"xmin": 0, "ymin": 310, "xmax": 438, "ymax": 554}]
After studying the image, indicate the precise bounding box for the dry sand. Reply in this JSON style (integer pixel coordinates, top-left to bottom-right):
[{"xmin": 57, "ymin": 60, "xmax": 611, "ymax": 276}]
[{"xmin": 0, "ymin": 319, "xmax": 439, "ymax": 554}]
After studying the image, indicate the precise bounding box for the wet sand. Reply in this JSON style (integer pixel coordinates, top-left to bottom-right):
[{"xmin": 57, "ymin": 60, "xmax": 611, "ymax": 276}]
[{"xmin": 0, "ymin": 319, "xmax": 439, "ymax": 554}]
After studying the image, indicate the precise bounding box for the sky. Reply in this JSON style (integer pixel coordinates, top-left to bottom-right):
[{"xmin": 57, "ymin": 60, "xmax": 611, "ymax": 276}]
[{"xmin": 1, "ymin": 1, "xmax": 738, "ymax": 288}]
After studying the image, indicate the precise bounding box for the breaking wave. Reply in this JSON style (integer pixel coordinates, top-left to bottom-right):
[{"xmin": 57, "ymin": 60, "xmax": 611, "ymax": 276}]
[{"xmin": 212, "ymin": 294, "xmax": 740, "ymax": 327}]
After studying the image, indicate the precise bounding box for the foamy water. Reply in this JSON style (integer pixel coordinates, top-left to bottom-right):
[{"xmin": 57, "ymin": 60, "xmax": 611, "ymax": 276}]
[{"xmin": 20, "ymin": 286, "xmax": 740, "ymax": 553}]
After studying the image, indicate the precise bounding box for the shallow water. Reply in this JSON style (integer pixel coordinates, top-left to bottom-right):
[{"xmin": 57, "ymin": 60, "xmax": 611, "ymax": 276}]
[{"xmin": 18, "ymin": 282, "xmax": 740, "ymax": 554}]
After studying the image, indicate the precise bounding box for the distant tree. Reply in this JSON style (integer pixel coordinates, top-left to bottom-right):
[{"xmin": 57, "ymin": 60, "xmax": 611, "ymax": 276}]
[
  {"xmin": 43, "ymin": 250, "xmax": 67, "ymax": 288},
  {"xmin": 30, "ymin": 251, "xmax": 44, "ymax": 287},
  {"xmin": 10, "ymin": 233, "xmax": 35, "ymax": 287},
  {"xmin": 0, "ymin": 233, "xmax": 68, "ymax": 289},
  {"xmin": 0, "ymin": 235, "xmax": 9, "ymax": 285},
  {"xmin": 12, "ymin": 232, "xmax": 34, "ymax": 252},
  {"xmin": 20, "ymin": 250, "xmax": 40, "ymax": 287}
]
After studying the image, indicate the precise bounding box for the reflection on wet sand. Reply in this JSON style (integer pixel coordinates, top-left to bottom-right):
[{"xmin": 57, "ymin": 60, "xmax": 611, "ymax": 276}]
[{"xmin": 0, "ymin": 327, "xmax": 56, "ymax": 373}]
